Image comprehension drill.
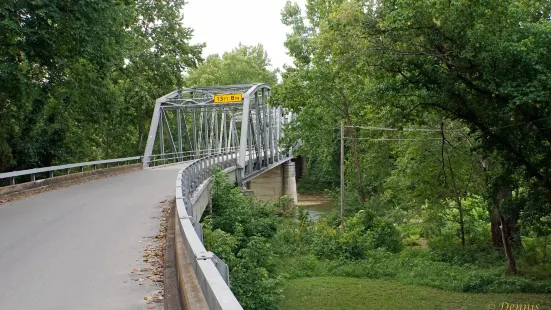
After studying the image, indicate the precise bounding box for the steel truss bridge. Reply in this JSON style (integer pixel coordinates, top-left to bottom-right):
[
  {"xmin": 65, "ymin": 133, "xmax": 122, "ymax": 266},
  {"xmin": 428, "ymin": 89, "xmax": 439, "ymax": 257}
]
[
  {"xmin": 143, "ymin": 83, "xmax": 295, "ymax": 186},
  {"xmin": 0, "ymin": 83, "xmax": 295, "ymax": 310}
]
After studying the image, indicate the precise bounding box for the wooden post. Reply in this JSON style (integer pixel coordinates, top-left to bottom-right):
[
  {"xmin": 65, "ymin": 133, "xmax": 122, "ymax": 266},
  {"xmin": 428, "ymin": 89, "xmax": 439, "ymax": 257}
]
[{"xmin": 340, "ymin": 121, "xmax": 345, "ymax": 231}]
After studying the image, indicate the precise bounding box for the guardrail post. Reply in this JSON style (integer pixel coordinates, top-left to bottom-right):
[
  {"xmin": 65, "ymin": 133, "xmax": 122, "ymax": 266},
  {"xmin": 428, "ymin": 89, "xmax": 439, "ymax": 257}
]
[
  {"xmin": 30, "ymin": 174, "xmax": 35, "ymax": 182},
  {"xmin": 193, "ymin": 164, "xmax": 198, "ymax": 190},
  {"xmin": 206, "ymin": 157, "xmax": 210, "ymax": 178}
]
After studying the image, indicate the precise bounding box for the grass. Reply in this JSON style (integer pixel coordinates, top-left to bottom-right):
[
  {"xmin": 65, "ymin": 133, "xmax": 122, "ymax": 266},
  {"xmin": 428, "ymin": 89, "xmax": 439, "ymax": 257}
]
[
  {"xmin": 272, "ymin": 248, "xmax": 551, "ymax": 294},
  {"xmin": 282, "ymin": 277, "xmax": 551, "ymax": 310}
]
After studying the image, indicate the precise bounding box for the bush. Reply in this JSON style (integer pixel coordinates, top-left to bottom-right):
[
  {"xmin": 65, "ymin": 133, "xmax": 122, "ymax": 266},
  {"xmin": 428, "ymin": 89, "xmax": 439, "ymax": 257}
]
[
  {"xmin": 206, "ymin": 169, "xmax": 551, "ymax": 306},
  {"xmin": 428, "ymin": 234, "xmax": 501, "ymax": 267},
  {"xmin": 274, "ymin": 247, "xmax": 551, "ymax": 294},
  {"xmin": 309, "ymin": 210, "xmax": 403, "ymax": 260},
  {"xmin": 204, "ymin": 171, "xmax": 285, "ymax": 310}
]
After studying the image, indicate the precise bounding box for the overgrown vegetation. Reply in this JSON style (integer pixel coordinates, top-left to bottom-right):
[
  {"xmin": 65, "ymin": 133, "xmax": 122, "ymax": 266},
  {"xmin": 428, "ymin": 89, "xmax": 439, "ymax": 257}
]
[
  {"xmin": 203, "ymin": 170, "xmax": 285, "ymax": 310},
  {"xmin": 204, "ymin": 171, "xmax": 551, "ymax": 309},
  {"xmin": 276, "ymin": 0, "xmax": 551, "ymax": 277}
]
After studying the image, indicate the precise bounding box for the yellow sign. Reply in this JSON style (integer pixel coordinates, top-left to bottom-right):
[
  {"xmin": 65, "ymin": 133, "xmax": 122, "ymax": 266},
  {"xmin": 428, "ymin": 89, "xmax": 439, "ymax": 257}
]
[{"xmin": 214, "ymin": 93, "xmax": 243, "ymax": 103}]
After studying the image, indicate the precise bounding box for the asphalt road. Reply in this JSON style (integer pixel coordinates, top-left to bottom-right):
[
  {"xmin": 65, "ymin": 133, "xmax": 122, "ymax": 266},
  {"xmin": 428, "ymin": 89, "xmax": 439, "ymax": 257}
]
[{"xmin": 0, "ymin": 164, "xmax": 189, "ymax": 310}]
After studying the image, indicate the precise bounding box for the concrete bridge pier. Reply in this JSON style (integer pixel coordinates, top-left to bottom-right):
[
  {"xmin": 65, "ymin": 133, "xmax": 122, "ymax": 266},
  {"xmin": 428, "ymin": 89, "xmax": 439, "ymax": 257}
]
[
  {"xmin": 283, "ymin": 161, "xmax": 298, "ymax": 204},
  {"xmin": 246, "ymin": 160, "xmax": 298, "ymax": 203}
]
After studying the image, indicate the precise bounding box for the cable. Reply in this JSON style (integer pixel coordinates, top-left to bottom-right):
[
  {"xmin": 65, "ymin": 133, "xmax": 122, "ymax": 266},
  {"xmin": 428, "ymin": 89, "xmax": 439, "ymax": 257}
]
[
  {"xmin": 346, "ymin": 137, "xmax": 442, "ymax": 141},
  {"xmin": 344, "ymin": 116, "xmax": 551, "ymax": 133},
  {"xmin": 490, "ymin": 116, "xmax": 551, "ymax": 130},
  {"xmin": 345, "ymin": 125, "xmax": 463, "ymax": 132}
]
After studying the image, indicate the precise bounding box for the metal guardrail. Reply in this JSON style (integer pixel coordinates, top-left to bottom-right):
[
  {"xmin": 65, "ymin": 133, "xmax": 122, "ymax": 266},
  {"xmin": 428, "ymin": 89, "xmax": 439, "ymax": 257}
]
[
  {"xmin": 145, "ymin": 147, "xmax": 240, "ymax": 166},
  {"xmin": 0, "ymin": 156, "xmax": 142, "ymax": 185},
  {"xmin": 175, "ymin": 152, "xmax": 243, "ymax": 310},
  {"xmin": 173, "ymin": 147, "xmax": 293, "ymax": 309}
]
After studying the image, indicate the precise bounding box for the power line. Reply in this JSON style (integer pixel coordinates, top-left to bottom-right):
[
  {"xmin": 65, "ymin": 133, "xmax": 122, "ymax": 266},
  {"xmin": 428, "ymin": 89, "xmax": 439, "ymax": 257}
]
[
  {"xmin": 345, "ymin": 125, "xmax": 463, "ymax": 132},
  {"xmin": 346, "ymin": 137, "xmax": 442, "ymax": 141},
  {"xmin": 344, "ymin": 116, "xmax": 551, "ymax": 133},
  {"xmin": 490, "ymin": 116, "xmax": 551, "ymax": 130}
]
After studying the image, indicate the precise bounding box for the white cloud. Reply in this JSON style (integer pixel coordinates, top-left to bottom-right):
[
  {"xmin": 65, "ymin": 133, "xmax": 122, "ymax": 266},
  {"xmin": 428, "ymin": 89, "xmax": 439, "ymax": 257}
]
[{"xmin": 183, "ymin": 0, "xmax": 306, "ymax": 71}]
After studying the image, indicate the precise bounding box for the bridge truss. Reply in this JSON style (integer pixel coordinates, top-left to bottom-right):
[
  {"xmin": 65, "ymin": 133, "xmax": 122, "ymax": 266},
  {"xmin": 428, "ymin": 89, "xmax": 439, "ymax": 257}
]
[{"xmin": 143, "ymin": 84, "xmax": 295, "ymax": 185}]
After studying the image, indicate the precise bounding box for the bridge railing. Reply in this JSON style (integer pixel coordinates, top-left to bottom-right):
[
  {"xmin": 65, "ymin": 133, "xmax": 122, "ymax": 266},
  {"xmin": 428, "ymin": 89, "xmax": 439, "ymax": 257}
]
[
  {"xmin": 145, "ymin": 147, "xmax": 239, "ymax": 167},
  {"xmin": 175, "ymin": 151, "xmax": 243, "ymax": 310},
  {"xmin": 0, "ymin": 156, "xmax": 142, "ymax": 186}
]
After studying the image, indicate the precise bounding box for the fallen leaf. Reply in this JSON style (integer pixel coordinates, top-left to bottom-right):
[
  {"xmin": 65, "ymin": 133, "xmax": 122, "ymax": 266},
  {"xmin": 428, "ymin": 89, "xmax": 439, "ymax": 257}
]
[{"xmin": 144, "ymin": 296, "xmax": 152, "ymax": 301}]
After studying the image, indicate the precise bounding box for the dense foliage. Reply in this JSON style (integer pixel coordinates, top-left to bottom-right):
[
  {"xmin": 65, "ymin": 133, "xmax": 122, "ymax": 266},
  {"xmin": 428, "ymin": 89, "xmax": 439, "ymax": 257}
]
[
  {"xmin": 0, "ymin": 0, "xmax": 202, "ymax": 174},
  {"xmin": 205, "ymin": 171, "xmax": 551, "ymax": 309},
  {"xmin": 276, "ymin": 0, "xmax": 551, "ymax": 275},
  {"xmin": 203, "ymin": 171, "xmax": 285, "ymax": 310},
  {"xmin": 186, "ymin": 44, "xmax": 278, "ymax": 87},
  {"xmin": 204, "ymin": 171, "xmax": 408, "ymax": 309}
]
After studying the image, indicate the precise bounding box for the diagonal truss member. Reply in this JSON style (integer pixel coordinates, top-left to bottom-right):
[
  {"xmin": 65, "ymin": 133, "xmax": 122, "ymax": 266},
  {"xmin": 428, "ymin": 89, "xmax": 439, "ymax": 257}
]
[{"xmin": 143, "ymin": 84, "xmax": 295, "ymax": 185}]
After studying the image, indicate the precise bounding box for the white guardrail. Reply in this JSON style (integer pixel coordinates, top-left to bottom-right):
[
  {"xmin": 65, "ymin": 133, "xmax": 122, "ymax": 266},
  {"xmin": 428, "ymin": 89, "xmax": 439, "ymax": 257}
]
[
  {"xmin": 175, "ymin": 152, "xmax": 243, "ymax": 310},
  {"xmin": 0, "ymin": 156, "xmax": 142, "ymax": 186}
]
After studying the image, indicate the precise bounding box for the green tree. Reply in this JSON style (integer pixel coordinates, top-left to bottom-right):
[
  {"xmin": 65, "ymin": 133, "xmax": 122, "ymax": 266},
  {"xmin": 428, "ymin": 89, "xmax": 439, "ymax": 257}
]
[
  {"xmin": 349, "ymin": 0, "xmax": 551, "ymax": 274},
  {"xmin": 276, "ymin": 1, "xmax": 376, "ymax": 200},
  {"xmin": 278, "ymin": 0, "xmax": 551, "ymax": 275},
  {"xmin": 117, "ymin": 0, "xmax": 204, "ymax": 153},
  {"xmin": 186, "ymin": 44, "xmax": 278, "ymax": 87},
  {"xmin": 0, "ymin": 0, "xmax": 203, "ymax": 173}
]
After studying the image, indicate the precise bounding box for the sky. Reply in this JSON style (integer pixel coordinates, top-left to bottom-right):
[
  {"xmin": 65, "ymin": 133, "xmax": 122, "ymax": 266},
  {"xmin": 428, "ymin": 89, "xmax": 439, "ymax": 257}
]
[{"xmin": 183, "ymin": 0, "xmax": 307, "ymax": 71}]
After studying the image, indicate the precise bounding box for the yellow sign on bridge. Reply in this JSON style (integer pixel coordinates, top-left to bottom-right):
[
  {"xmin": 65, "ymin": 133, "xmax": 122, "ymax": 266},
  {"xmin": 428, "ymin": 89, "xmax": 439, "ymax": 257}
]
[{"xmin": 214, "ymin": 93, "xmax": 243, "ymax": 104}]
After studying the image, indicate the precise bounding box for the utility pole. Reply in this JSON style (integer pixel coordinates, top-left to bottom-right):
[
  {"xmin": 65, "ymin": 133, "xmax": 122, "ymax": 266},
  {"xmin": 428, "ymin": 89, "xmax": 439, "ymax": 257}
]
[{"xmin": 340, "ymin": 121, "xmax": 345, "ymax": 231}]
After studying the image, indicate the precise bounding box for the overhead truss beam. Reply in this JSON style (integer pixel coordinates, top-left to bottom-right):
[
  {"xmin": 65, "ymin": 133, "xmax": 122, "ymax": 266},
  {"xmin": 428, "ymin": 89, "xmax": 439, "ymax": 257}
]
[{"xmin": 143, "ymin": 84, "xmax": 295, "ymax": 185}]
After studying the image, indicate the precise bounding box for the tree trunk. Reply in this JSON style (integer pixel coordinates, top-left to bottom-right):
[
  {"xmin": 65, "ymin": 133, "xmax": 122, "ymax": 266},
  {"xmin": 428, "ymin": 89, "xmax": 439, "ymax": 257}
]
[
  {"xmin": 490, "ymin": 202, "xmax": 522, "ymax": 252},
  {"xmin": 491, "ymin": 209, "xmax": 504, "ymax": 249},
  {"xmin": 457, "ymin": 197, "xmax": 466, "ymax": 247},
  {"xmin": 497, "ymin": 189, "xmax": 523, "ymax": 249},
  {"xmin": 499, "ymin": 214, "xmax": 518, "ymax": 274},
  {"xmin": 506, "ymin": 216, "xmax": 522, "ymax": 249},
  {"xmin": 447, "ymin": 155, "xmax": 465, "ymax": 246}
]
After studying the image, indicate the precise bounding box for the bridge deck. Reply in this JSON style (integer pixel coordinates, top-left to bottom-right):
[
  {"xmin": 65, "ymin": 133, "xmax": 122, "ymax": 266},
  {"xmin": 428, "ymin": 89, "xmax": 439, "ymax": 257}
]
[{"xmin": 0, "ymin": 163, "xmax": 190, "ymax": 310}]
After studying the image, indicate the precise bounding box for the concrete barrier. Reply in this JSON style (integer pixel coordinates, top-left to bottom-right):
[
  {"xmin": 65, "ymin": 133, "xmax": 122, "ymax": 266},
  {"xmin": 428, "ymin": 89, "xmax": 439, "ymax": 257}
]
[
  {"xmin": 172, "ymin": 153, "xmax": 293, "ymax": 310},
  {"xmin": 174, "ymin": 154, "xmax": 243, "ymax": 310},
  {"xmin": 173, "ymin": 203, "xmax": 209, "ymax": 310}
]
